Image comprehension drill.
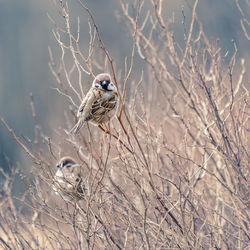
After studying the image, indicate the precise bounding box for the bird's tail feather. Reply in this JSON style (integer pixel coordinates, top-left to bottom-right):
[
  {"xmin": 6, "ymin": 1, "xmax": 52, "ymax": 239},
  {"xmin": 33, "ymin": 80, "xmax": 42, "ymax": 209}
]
[{"xmin": 69, "ymin": 120, "xmax": 84, "ymax": 135}]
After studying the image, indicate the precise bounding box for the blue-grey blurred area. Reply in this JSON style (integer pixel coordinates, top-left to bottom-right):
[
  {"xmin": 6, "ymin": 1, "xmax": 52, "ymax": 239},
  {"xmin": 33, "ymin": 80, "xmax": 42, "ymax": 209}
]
[
  {"xmin": 0, "ymin": 0, "xmax": 249, "ymax": 174},
  {"xmin": 0, "ymin": 1, "xmax": 56, "ymax": 170}
]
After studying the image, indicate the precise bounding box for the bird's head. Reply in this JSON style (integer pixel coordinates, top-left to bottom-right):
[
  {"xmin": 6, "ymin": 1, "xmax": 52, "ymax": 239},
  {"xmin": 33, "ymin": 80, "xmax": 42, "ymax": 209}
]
[
  {"xmin": 92, "ymin": 73, "xmax": 117, "ymax": 92},
  {"xmin": 56, "ymin": 157, "xmax": 76, "ymax": 169}
]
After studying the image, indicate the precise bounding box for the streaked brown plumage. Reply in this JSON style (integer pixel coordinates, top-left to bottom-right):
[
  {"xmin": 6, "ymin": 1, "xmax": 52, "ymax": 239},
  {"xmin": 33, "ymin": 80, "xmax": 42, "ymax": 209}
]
[
  {"xmin": 70, "ymin": 73, "xmax": 119, "ymax": 134},
  {"xmin": 53, "ymin": 157, "xmax": 87, "ymax": 201}
]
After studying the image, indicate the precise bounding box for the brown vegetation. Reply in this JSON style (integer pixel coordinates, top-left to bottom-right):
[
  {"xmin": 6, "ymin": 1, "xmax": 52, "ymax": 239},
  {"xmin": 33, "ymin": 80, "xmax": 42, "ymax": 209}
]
[{"xmin": 0, "ymin": 0, "xmax": 249, "ymax": 249}]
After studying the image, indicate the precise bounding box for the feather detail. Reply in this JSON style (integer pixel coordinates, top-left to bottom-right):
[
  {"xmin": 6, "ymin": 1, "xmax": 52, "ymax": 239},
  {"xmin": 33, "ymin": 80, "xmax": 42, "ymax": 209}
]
[
  {"xmin": 53, "ymin": 157, "xmax": 88, "ymax": 201},
  {"xmin": 70, "ymin": 73, "xmax": 119, "ymax": 135},
  {"xmin": 69, "ymin": 120, "xmax": 85, "ymax": 135}
]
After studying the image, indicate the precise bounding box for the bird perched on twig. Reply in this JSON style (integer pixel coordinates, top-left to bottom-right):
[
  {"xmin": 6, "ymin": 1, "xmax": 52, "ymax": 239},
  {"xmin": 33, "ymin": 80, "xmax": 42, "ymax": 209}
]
[
  {"xmin": 53, "ymin": 157, "xmax": 87, "ymax": 201},
  {"xmin": 70, "ymin": 73, "xmax": 119, "ymax": 134}
]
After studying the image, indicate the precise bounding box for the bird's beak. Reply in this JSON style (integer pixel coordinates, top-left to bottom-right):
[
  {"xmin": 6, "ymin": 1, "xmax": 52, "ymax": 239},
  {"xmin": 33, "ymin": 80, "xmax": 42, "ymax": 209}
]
[{"xmin": 102, "ymin": 81, "xmax": 108, "ymax": 87}]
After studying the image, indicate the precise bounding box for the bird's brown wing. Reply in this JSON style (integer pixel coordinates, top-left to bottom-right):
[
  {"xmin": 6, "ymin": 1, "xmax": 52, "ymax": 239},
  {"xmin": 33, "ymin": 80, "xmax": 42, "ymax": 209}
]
[
  {"xmin": 72, "ymin": 88, "xmax": 118, "ymax": 133},
  {"xmin": 77, "ymin": 89, "xmax": 97, "ymax": 118},
  {"xmin": 85, "ymin": 93, "xmax": 118, "ymax": 122},
  {"xmin": 69, "ymin": 89, "xmax": 97, "ymax": 134}
]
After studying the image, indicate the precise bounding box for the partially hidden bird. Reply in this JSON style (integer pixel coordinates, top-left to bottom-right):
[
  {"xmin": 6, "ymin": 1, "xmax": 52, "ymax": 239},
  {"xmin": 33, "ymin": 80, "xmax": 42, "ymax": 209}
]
[
  {"xmin": 53, "ymin": 157, "xmax": 87, "ymax": 201},
  {"xmin": 70, "ymin": 73, "xmax": 119, "ymax": 134}
]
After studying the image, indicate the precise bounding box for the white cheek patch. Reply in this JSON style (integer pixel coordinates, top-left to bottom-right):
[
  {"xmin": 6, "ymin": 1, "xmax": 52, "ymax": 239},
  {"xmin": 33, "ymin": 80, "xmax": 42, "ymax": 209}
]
[
  {"xmin": 94, "ymin": 83, "xmax": 102, "ymax": 89},
  {"xmin": 107, "ymin": 83, "xmax": 116, "ymax": 91}
]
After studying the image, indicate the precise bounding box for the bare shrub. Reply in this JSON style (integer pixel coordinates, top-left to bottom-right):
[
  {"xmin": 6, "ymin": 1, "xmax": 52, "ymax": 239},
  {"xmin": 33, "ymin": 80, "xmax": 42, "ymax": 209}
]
[{"xmin": 0, "ymin": 0, "xmax": 249, "ymax": 249}]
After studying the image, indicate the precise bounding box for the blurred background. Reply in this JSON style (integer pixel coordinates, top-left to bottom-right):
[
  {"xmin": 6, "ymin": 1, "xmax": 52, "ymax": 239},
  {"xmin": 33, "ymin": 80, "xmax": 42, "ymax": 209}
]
[{"xmin": 0, "ymin": 0, "xmax": 249, "ymax": 174}]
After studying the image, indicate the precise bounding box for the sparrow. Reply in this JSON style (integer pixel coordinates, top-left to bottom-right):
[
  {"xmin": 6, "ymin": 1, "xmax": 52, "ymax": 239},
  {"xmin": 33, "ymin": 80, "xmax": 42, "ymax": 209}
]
[
  {"xmin": 53, "ymin": 157, "xmax": 87, "ymax": 200},
  {"xmin": 70, "ymin": 73, "xmax": 119, "ymax": 134}
]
